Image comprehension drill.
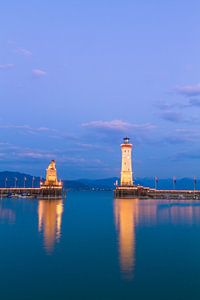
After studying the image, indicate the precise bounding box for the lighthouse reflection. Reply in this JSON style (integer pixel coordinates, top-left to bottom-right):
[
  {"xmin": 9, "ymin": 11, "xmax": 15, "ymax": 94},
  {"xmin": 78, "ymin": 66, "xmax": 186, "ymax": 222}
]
[
  {"xmin": 114, "ymin": 198, "xmax": 200, "ymax": 280},
  {"xmin": 38, "ymin": 198, "xmax": 64, "ymax": 253},
  {"xmin": 114, "ymin": 198, "xmax": 139, "ymax": 280}
]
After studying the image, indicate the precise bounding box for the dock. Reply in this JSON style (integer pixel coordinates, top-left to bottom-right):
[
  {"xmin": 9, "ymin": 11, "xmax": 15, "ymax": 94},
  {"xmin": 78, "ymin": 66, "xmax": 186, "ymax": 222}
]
[
  {"xmin": 114, "ymin": 186, "xmax": 200, "ymax": 200},
  {"xmin": 0, "ymin": 186, "xmax": 63, "ymax": 198}
]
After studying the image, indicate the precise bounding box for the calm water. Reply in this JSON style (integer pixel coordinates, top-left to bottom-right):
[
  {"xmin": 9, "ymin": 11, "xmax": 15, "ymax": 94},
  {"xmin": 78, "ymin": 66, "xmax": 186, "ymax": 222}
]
[{"xmin": 1, "ymin": 192, "xmax": 200, "ymax": 299}]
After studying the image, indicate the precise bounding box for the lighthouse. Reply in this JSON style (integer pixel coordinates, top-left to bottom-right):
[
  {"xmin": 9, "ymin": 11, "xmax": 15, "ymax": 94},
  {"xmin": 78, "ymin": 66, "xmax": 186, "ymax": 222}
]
[{"xmin": 120, "ymin": 137, "xmax": 133, "ymax": 186}]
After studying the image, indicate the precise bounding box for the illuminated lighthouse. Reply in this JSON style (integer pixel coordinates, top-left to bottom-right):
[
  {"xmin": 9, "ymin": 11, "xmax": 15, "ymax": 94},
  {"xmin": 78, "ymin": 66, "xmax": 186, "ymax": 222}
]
[{"xmin": 120, "ymin": 137, "xmax": 133, "ymax": 186}]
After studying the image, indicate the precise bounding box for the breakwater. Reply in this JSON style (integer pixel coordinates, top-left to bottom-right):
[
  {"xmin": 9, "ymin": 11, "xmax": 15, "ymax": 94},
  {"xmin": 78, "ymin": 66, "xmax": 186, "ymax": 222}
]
[{"xmin": 114, "ymin": 186, "xmax": 200, "ymax": 200}]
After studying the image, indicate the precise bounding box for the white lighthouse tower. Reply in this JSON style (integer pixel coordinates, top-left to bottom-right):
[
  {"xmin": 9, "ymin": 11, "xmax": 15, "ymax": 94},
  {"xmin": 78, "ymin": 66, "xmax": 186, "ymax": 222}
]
[{"xmin": 120, "ymin": 137, "xmax": 133, "ymax": 186}]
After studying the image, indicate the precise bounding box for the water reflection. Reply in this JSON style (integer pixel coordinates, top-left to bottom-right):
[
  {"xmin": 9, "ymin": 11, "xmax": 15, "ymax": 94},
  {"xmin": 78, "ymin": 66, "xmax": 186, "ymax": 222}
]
[
  {"xmin": 114, "ymin": 199, "xmax": 200, "ymax": 280},
  {"xmin": 137, "ymin": 200, "xmax": 200, "ymax": 226},
  {"xmin": 38, "ymin": 198, "xmax": 64, "ymax": 253},
  {"xmin": 114, "ymin": 198, "xmax": 139, "ymax": 280},
  {"xmin": 0, "ymin": 205, "xmax": 15, "ymax": 224}
]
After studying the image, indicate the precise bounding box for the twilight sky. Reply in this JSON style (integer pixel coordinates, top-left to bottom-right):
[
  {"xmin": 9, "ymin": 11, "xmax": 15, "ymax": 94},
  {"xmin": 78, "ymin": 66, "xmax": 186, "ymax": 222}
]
[{"xmin": 1, "ymin": 1, "xmax": 200, "ymax": 179}]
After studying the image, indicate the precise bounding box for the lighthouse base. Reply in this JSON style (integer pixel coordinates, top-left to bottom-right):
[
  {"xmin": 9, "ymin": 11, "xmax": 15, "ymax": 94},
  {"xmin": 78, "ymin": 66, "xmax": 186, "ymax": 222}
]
[{"xmin": 114, "ymin": 186, "xmax": 150, "ymax": 198}]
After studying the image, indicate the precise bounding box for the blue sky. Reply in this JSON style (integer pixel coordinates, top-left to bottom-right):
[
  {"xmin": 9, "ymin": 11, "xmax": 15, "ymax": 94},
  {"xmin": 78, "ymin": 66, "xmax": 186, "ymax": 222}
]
[{"xmin": 1, "ymin": 1, "xmax": 200, "ymax": 179}]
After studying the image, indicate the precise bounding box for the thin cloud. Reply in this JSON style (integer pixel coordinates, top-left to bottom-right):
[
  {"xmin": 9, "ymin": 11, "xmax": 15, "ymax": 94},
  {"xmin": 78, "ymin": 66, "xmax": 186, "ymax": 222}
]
[
  {"xmin": 0, "ymin": 64, "xmax": 15, "ymax": 70},
  {"xmin": 156, "ymin": 101, "xmax": 188, "ymax": 110},
  {"xmin": 175, "ymin": 129, "xmax": 200, "ymax": 140},
  {"xmin": 82, "ymin": 120, "xmax": 155, "ymax": 131},
  {"xmin": 0, "ymin": 124, "xmax": 51, "ymax": 132},
  {"xmin": 165, "ymin": 129, "xmax": 200, "ymax": 144},
  {"xmin": 156, "ymin": 98, "xmax": 200, "ymax": 112},
  {"xmin": 0, "ymin": 123, "xmax": 77, "ymax": 143},
  {"xmin": 32, "ymin": 68, "xmax": 47, "ymax": 77},
  {"xmin": 0, "ymin": 143, "xmax": 101, "ymax": 168},
  {"xmin": 160, "ymin": 111, "xmax": 184, "ymax": 122},
  {"xmin": 0, "ymin": 142, "xmax": 56, "ymax": 162},
  {"xmin": 189, "ymin": 98, "xmax": 200, "ymax": 107},
  {"xmin": 171, "ymin": 151, "xmax": 200, "ymax": 162},
  {"xmin": 156, "ymin": 102, "xmax": 175, "ymax": 110},
  {"xmin": 15, "ymin": 47, "xmax": 32, "ymax": 57},
  {"xmin": 17, "ymin": 150, "xmax": 54, "ymax": 160},
  {"xmin": 174, "ymin": 83, "xmax": 200, "ymax": 97},
  {"xmin": 0, "ymin": 124, "xmax": 58, "ymax": 138}
]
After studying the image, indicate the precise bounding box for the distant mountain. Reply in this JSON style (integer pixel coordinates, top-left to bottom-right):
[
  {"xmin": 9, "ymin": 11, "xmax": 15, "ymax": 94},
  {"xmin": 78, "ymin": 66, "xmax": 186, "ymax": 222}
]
[
  {"xmin": 0, "ymin": 171, "xmax": 93, "ymax": 190},
  {"xmin": 64, "ymin": 177, "xmax": 200, "ymax": 191},
  {"xmin": 0, "ymin": 173, "xmax": 118, "ymax": 190},
  {"xmin": 73, "ymin": 177, "xmax": 200, "ymax": 191},
  {"xmin": 75, "ymin": 177, "xmax": 119, "ymax": 190},
  {"xmin": 63, "ymin": 180, "xmax": 90, "ymax": 191},
  {"xmin": 0, "ymin": 171, "xmax": 199, "ymax": 191}
]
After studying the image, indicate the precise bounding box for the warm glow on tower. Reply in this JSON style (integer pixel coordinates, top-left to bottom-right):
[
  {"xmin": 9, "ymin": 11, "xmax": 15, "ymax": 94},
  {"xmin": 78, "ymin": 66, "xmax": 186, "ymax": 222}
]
[
  {"xmin": 41, "ymin": 160, "xmax": 62, "ymax": 188},
  {"xmin": 45, "ymin": 160, "xmax": 58, "ymax": 185},
  {"xmin": 120, "ymin": 137, "xmax": 133, "ymax": 186}
]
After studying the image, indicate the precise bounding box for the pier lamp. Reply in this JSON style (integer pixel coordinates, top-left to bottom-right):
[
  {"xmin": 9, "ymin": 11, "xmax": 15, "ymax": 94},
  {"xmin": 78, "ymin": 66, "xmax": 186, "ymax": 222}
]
[
  {"xmin": 24, "ymin": 177, "xmax": 27, "ymax": 188},
  {"xmin": 14, "ymin": 177, "xmax": 17, "ymax": 188},
  {"xmin": 40, "ymin": 176, "xmax": 43, "ymax": 187},
  {"xmin": 32, "ymin": 176, "xmax": 35, "ymax": 188},
  {"xmin": 194, "ymin": 176, "xmax": 197, "ymax": 191},
  {"xmin": 154, "ymin": 176, "xmax": 158, "ymax": 189},
  {"xmin": 173, "ymin": 176, "xmax": 176, "ymax": 190}
]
